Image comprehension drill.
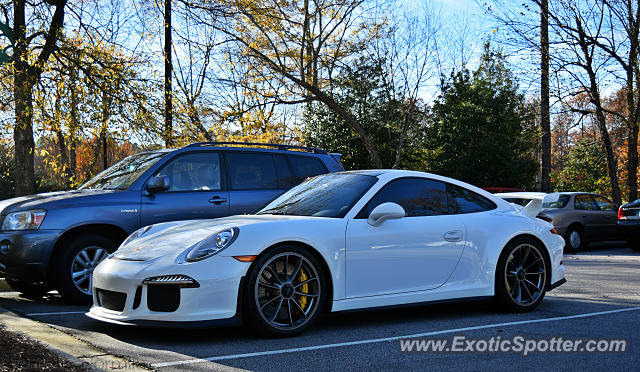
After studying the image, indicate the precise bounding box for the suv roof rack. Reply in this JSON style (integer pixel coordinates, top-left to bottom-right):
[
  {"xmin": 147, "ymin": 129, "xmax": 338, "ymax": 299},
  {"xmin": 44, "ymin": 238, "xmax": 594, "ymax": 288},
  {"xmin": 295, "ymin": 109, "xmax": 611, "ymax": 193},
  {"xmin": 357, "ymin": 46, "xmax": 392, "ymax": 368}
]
[{"xmin": 185, "ymin": 141, "xmax": 328, "ymax": 154}]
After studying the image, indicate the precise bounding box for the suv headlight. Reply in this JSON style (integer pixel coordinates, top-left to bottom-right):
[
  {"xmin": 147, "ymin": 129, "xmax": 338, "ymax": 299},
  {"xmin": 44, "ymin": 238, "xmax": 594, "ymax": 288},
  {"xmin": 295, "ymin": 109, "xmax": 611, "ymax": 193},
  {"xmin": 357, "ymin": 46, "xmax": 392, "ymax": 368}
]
[
  {"xmin": 186, "ymin": 227, "xmax": 238, "ymax": 262},
  {"xmin": 2, "ymin": 210, "xmax": 47, "ymax": 230}
]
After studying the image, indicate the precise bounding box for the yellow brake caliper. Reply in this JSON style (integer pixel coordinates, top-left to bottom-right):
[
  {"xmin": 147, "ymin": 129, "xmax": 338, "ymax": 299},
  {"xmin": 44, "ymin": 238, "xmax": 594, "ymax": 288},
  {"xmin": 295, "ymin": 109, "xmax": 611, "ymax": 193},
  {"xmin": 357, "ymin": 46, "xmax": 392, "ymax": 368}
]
[{"xmin": 297, "ymin": 268, "xmax": 309, "ymax": 310}]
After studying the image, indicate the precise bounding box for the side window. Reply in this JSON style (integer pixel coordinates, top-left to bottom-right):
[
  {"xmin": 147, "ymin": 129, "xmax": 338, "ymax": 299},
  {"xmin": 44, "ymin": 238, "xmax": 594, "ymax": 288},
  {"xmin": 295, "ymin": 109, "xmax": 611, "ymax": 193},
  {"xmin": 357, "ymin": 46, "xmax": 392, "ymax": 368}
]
[
  {"xmin": 359, "ymin": 178, "xmax": 449, "ymax": 218},
  {"xmin": 591, "ymin": 195, "xmax": 616, "ymax": 211},
  {"xmin": 288, "ymin": 156, "xmax": 328, "ymax": 183},
  {"xmin": 274, "ymin": 155, "xmax": 294, "ymax": 188},
  {"xmin": 155, "ymin": 153, "xmax": 221, "ymax": 191},
  {"xmin": 575, "ymin": 195, "xmax": 597, "ymax": 210},
  {"xmin": 226, "ymin": 152, "xmax": 278, "ymax": 190},
  {"xmin": 447, "ymin": 184, "xmax": 496, "ymax": 214}
]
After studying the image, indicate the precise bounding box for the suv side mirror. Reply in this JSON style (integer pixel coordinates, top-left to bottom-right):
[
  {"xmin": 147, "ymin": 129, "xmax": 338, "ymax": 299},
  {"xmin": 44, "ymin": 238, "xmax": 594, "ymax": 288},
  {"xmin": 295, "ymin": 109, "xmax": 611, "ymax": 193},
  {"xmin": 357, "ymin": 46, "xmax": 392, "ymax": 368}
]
[
  {"xmin": 367, "ymin": 202, "xmax": 405, "ymax": 226},
  {"xmin": 146, "ymin": 175, "xmax": 170, "ymax": 194}
]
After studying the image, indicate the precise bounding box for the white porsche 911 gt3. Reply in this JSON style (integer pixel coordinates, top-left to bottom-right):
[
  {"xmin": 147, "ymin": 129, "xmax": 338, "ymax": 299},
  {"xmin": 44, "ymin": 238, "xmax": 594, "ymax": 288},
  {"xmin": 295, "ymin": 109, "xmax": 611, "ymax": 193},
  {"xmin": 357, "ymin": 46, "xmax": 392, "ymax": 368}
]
[{"xmin": 87, "ymin": 170, "xmax": 566, "ymax": 336}]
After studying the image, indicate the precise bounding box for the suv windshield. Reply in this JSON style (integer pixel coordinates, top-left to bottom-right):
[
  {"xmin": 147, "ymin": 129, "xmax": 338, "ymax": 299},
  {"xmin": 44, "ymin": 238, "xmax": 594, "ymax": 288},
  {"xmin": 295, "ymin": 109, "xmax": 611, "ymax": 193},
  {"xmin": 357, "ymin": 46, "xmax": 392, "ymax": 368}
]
[
  {"xmin": 257, "ymin": 173, "xmax": 377, "ymax": 218},
  {"xmin": 543, "ymin": 194, "xmax": 571, "ymax": 209},
  {"xmin": 80, "ymin": 151, "xmax": 169, "ymax": 190}
]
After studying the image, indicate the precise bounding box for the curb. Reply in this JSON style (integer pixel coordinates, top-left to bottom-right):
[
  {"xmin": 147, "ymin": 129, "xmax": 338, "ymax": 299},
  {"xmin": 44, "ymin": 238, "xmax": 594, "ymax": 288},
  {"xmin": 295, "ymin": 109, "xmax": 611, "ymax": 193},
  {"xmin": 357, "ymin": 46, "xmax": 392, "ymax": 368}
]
[{"xmin": 0, "ymin": 306, "xmax": 150, "ymax": 371}]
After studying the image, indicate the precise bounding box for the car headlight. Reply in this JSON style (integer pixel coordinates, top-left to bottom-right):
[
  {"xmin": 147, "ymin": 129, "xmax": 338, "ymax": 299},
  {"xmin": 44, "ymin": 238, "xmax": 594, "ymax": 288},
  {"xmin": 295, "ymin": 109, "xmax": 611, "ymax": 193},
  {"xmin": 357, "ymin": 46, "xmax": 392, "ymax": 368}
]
[
  {"xmin": 186, "ymin": 227, "xmax": 239, "ymax": 262},
  {"xmin": 2, "ymin": 210, "xmax": 46, "ymax": 230},
  {"xmin": 121, "ymin": 225, "xmax": 152, "ymax": 246}
]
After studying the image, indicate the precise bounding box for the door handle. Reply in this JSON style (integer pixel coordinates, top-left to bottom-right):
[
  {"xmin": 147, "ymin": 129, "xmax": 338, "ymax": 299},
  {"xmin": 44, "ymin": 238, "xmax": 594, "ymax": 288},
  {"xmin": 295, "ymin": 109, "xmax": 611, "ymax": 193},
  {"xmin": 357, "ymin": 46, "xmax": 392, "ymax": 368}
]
[
  {"xmin": 443, "ymin": 230, "xmax": 463, "ymax": 242},
  {"xmin": 208, "ymin": 196, "xmax": 227, "ymax": 204}
]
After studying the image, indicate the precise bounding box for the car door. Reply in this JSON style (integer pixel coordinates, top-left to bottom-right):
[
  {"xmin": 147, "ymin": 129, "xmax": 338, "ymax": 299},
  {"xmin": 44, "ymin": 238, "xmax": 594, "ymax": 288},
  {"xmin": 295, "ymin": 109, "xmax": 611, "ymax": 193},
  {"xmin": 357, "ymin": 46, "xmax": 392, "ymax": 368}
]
[
  {"xmin": 589, "ymin": 195, "xmax": 619, "ymax": 240},
  {"xmin": 345, "ymin": 178, "xmax": 466, "ymax": 298},
  {"xmin": 226, "ymin": 152, "xmax": 288, "ymax": 215},
  {"xmin": 573, "ymin": 194, "xmax": 601, "ymax": 241},
  {"xmin": 140, "ymin": 152, "xmax": 229, "ymax": 226}
]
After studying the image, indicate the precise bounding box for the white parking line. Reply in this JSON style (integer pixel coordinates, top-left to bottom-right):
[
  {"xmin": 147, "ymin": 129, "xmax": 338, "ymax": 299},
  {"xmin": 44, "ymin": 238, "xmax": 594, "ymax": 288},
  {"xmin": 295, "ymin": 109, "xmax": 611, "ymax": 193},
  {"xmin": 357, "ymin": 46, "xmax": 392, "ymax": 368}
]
[
  {"xmin": 26, "ymin": 311, "xmax": 87, "ymax": 316},
  {"xmin": 153, "ymin": 306, "xmax": 640, "ymax": 368}
]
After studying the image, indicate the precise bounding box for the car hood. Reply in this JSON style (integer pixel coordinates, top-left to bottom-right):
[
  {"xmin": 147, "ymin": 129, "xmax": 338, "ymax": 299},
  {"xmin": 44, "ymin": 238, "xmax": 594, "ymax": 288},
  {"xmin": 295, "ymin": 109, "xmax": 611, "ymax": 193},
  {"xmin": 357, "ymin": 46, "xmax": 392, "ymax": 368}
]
[
  {"xmin": 0, "ymin": 189, "xmax": 119, "ymax": 213},
  {"xmin": 113, "ymin": 215, "xmax": 315, "ymax": 262}
]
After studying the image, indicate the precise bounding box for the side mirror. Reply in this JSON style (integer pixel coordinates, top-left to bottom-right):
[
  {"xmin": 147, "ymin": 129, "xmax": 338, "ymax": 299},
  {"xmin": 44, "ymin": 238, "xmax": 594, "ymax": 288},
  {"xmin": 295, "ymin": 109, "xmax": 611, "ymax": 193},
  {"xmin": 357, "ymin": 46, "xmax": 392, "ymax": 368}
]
[
  {"xmin": 146, "ymin": 175, "xmax": 170, "ymax": 194},
  {"xmin": 367, "ymin": 202, "xmax": 405, "ymax": 227}
]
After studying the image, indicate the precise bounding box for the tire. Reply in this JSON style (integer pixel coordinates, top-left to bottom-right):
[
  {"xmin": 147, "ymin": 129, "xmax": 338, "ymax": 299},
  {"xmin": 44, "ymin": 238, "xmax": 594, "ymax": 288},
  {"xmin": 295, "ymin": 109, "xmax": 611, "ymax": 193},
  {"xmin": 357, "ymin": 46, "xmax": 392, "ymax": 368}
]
[
  {"xmin": 628, "ymin": 240, "xmax": 640, "ymax": 252},
  {"xmin": 5, "ymin": 278, "xmax": 49, "ymax": 296},
  {"xmin": 244, "ymin": 245, "xmax": 327, "ymax": 337},
  {"xmin": 563, "ymin": 226, "xmax": 585, "ymax": 253},
  {"xmin": 495, "ymin": 237, "xmax": 549, "ymax": 312},
  {"xmin": 53, "ymin": 234, "xmax": 116, "ymax": 305}
]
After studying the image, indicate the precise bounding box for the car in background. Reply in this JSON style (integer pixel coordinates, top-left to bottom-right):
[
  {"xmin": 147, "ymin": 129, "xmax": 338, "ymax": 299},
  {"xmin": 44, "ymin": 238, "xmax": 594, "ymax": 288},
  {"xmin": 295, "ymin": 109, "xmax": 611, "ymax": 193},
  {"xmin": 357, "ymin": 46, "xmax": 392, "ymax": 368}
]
[
  {"xmin": 618, "ymin": 199, "xmax": 640, "ymax": 251},
  {"xmin": 88, "ymin": 170, "xmax": 565, "ymax": 336},
  {"xmin": 0, "ymin": 142, "xmax": 343, "ymax": 304},
  {"xmin": 483, "ymin": 187, "xmax": 525, "ymax": 194},
  {"xmin": 497, "ymin": 192, "xmax": 619, "ymax": 252}
]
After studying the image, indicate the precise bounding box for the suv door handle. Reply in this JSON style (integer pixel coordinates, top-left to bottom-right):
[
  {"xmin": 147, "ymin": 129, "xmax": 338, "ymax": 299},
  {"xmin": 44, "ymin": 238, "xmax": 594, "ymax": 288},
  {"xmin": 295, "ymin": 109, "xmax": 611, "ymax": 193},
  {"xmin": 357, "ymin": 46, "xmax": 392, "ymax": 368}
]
[
  {"xmin": 443, "ymin": 230, "xmax": 463, "ymax": 242},
  {"xmin": 208, "ymin": 196, "xmax": 227, "ymax": 204}
]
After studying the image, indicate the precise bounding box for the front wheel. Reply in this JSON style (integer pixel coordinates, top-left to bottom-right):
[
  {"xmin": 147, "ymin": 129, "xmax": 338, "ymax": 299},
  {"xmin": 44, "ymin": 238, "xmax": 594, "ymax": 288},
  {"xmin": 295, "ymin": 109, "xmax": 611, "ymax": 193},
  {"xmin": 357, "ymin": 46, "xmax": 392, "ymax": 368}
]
[
  {"xmin": 244, "ymin": 246, "xmax": 327, "ymax": 337},
  {"xmin": 628, "ymin": 240, "xmax": 640, "ymax": 252},
  {"xmin": 53, "ymin": 234, "xmax": 116, "ymax": 305},
  {"xmin": 495, "ymin": 238, "xmax": 548, "ymax": 312}
]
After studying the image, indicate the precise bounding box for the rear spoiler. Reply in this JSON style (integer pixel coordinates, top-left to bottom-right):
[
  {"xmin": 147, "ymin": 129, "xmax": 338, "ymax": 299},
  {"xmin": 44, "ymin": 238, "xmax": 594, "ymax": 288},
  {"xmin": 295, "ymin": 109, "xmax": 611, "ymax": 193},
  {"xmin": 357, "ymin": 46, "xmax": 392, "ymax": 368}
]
[
  {"xmin": 329, "ymin": 153, "xmax": 342, "ymax": 164},
  {"xmin": 496, "ymin": 192, "xmax": 561, "ymax": 218}
]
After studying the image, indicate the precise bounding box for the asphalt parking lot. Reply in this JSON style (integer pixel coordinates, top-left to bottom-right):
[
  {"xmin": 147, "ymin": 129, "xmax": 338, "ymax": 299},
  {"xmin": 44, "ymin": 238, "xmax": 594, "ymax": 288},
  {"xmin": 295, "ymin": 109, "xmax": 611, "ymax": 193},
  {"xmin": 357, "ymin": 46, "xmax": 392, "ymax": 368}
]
[{"xmin": 1, "ymin": 243, "xmax": 639, "ymax": 372}]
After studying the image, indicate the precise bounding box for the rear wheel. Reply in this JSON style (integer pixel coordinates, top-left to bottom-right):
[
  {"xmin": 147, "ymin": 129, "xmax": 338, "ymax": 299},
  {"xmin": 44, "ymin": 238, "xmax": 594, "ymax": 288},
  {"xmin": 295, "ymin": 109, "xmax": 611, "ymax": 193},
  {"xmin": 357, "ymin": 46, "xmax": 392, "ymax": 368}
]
[
  {"xmin": 495, "ymin": 238, "xmax": 548, "ymax": 312},
  {"xmin": 244, "ymin": 245, "xmax": 326, "ymax": 337},
  {"xmin": 563, "ymin": 226, "xmax": 585, "ymax": 253},
  {"xmin": 53, "ymin": 234, "xmax": 116, "ymax": 305},
  {"xmin": 5, "ymin": 278, "xmax": 49, "ymax": 296},
  {"xmin": 628, "ymin": 240, "xmax": 640, "ymax": 252}
]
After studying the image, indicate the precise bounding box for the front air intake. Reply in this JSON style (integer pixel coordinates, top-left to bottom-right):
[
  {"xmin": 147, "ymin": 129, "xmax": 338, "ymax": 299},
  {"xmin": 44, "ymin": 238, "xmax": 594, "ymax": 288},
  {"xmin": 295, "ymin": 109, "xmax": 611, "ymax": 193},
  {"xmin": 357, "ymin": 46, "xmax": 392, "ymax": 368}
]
[
  {"xmin": 147, "ymin": 285, "xmax": 180, "ymax": 312},
  {"xmin": 96, "ymin": 288, "xmax": 127, "ymax": 312}
]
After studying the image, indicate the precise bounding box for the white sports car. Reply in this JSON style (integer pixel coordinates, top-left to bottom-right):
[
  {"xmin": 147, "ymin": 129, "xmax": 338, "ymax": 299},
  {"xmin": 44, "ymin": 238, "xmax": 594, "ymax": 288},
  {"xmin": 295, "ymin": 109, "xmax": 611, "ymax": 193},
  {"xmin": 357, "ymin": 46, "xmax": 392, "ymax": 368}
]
[{"xmin": 88, "ymin": 170, "xmax": 566, "ymax": 336}]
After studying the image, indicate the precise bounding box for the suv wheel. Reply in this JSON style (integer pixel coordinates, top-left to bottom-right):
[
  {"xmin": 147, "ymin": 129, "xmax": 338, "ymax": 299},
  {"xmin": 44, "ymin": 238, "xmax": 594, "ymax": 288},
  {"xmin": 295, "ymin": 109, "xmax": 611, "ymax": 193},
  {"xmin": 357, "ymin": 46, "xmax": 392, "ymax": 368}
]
[
  {"xmin": 5, "ymin": 278, "xmax": 49, "ymax": 296},
  {"xmin": 53, "ymin": 234, "xmax": 116, "ymax": 304}
]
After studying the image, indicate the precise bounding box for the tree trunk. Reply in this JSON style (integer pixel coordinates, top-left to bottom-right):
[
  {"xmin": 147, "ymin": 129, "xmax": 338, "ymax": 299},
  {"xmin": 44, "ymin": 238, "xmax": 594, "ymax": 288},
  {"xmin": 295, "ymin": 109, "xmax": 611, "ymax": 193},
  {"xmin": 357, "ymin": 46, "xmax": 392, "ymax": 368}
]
[
  {"xmin": 625, "ymin": 1, "xmax": 640, "ymax": 202},
  {"xmin": 13, "ymin": 71, "xmax": 35, "ymax": 196},
  {"xmin": 393, "ymin": 103, "xmax": 414, "ymax": 169},
  {"xmin": 187, "ymin": 100, "xmax": 212, "ymax": 141},
  {"xmin": 540, "ymin": 0, "xmax": 552, "ymax": 193},
  {"xmin": 13, "ymin": 1, "xmax": 35, "ymax": 196},
  {"xmin": 628, "ymin": 124, "xmax": 638, "ymax": 202},
  {"xmin": 575, "ymin": 17, "xmax": 622, "ymax": 204},
  {"xmin": 164, "ymin": 0, "xmax": 173, "ymax": 147}
]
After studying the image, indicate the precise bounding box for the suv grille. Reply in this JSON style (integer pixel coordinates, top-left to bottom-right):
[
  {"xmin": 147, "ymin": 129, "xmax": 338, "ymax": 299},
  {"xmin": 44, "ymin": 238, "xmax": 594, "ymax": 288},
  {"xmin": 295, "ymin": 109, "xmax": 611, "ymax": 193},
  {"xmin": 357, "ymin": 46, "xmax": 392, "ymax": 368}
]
[{"xmin": 96, "ymin": 288, "xmax": 127, "ymax": 312}]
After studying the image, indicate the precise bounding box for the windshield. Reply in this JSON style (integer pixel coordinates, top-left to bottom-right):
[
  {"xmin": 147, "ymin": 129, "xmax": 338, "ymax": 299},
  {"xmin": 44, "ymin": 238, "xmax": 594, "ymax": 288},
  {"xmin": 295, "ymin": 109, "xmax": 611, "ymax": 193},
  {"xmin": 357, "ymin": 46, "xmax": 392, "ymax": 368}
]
[
  {"xmin": 80, "ymin": 151, "xmax": 169, "ymax": 190},
  {"xmin": 257, "ymin": 173, "xmax": 377, "ymax": 218},
  {"xmin": 543, "ymin": 195, "xmax": 571, "ymax": 209}
]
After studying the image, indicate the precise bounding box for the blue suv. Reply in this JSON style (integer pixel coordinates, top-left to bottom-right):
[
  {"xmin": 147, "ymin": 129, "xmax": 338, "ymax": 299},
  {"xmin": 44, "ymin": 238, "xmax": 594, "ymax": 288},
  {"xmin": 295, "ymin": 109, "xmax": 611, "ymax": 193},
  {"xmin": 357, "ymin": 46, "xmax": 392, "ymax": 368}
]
[{"xmin": 0, "ymin": 142, "xmax": 343, "ymax": 303}]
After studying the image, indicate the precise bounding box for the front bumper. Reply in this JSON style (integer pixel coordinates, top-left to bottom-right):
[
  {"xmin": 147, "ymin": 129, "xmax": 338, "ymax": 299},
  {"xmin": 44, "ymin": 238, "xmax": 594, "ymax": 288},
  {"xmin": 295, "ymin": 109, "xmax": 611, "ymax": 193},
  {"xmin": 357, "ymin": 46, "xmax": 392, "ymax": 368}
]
[
  {"xmin": 87, "ymin": 255, "xmax": 249, "ymax": 325},
  {"xmin": 0, "ymin": 229, "xmax": 63, "ymax": 283}
]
